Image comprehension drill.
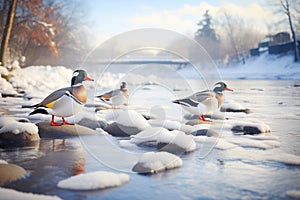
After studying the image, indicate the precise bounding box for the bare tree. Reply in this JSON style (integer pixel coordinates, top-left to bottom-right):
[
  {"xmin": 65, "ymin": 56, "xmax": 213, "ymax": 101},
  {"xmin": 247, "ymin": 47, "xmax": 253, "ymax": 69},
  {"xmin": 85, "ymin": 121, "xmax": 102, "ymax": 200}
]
[
  {"xmin": 281, "ymin": 0, "xmax": 299, "ymax": 61},
  {"xmin": 0, "ymin": 0, "xmax": 17, "ymax": 66}
]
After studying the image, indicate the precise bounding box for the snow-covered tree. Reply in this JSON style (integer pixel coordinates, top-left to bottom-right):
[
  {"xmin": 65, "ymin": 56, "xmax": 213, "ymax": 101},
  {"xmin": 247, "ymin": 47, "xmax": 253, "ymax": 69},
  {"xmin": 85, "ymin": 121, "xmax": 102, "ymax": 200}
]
[
  {"xmin": 281, "ymin": 0, "xmax": 299, "ymax": 62},
  {"xmin": 0, "ymin": 0, "xmax": 87, "ymax": 66},
  {"xmin": 195, "ymin": 10, "xmax": 219, "ymax": 42}
]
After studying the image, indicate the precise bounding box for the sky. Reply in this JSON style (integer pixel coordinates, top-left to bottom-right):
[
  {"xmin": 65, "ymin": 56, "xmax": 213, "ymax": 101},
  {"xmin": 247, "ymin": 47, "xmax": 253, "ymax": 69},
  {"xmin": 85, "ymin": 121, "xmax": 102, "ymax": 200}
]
[{"xmin": 82, "ymin": 0, "xmax": 283, "ymax": 44}]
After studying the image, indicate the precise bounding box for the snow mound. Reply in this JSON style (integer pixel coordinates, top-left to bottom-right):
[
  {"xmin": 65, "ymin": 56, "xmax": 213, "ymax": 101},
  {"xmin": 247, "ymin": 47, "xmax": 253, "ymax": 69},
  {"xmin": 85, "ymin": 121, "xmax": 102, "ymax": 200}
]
[
  {"xmin": 116, "ymin": 110, "xmax": 150, "ymax": 130},
  {"xmin": 0, "ymin": 66, "xmax": 9, "ymax": 76},
  {"xmin": 0, "ymin": 187, "xmax": 61, "ymax": 200},
  {"xmin": 286, "ymin": 190, "xmax": 300, "ymax": 199},
  {"xmin": 57, "ymin": 171, "xmax": 130, "ymax": 190},
  {"xmin": 132, "ymin": 151, "xmax": 183, "ymax": 174},
  {"xmin": 0, "ymin": 122, "xmax": 38, "ymax": 135},
  {"xmin": 157, "ymin": 130, "xmax": 196, "ymax": 152},
  {"xmin": 130, "ymin": 127, "xmax": 168, "ymax": 144}
]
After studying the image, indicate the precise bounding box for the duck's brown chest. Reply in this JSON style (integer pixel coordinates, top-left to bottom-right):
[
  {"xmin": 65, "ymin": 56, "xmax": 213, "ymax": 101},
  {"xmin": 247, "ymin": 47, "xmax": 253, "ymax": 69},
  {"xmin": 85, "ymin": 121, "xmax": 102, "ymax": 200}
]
[{"xmin": 71, "ymin": 85, "xmax": 87, "ymax": 103}]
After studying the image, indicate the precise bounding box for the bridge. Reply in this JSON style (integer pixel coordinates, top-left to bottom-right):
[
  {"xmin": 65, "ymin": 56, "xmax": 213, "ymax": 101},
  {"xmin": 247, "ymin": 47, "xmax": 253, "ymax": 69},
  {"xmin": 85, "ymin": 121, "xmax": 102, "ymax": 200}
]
[{"xmin": 98, "ymin": 58, "xmax": 190, "ymax": 69}]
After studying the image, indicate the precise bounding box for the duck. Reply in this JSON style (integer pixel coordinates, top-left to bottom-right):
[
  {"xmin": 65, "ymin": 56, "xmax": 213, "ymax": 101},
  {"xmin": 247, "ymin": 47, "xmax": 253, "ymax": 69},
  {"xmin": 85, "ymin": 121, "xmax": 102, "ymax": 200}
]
[
  {"xmin": 96, "ymin": 82, "xmax": 129, "ymax": 107},
  {"xmin": 172, "ymin": 82, "xmax": 233, "ymax": 121},
  {"xmin": 29, "ymin": 69, "xmax": 93, "ymax": 126}
]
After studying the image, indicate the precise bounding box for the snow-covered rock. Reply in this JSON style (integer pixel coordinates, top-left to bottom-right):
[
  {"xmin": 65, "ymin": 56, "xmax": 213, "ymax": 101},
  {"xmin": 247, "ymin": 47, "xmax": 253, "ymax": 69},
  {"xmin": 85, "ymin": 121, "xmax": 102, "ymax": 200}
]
[
  {"xmin": 105, "ymin": 110, "xmax": 150, "ymax": 136},
  {"xmin": 57, "ymin": 171, "xmax": 130, "ymax": 190},
  {"xmin": 37, "ymin": 122, "xmax": 96, "ymax": 138},
  {"xmin": 231, "ymin": 120, "xmax": 271, "ymax": 135},
  {"xmin": 220, "ymin": 100, "xmax": 252, "ymax": 114},
  {"xmin": 157, "ymin": 130, "xmax": 196, "ymax": 154},
  {"xmin": 0, "ymin": 163, "xmax": 26, "ymax": 186},
  {"xmin": 0, "ymin": 187, "xmax": 61, "ymax": 200},
  {"xmin": 132, "ymin": 151, "xmax": 183, "ymax": 174},
  {"xmin": 129, "ymin": 127, "xmax": 169, "ymax": 145},
  {"xmin": 0, "ymin": 117, "xmax": 39, "ymax": 142}
]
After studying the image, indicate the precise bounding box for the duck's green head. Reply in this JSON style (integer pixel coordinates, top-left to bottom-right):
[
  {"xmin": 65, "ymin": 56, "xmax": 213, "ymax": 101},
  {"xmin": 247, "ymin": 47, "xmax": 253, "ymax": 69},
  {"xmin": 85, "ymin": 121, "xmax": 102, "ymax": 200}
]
[
  {"xmin": 71, "ymin": 69, "xmax": 94, "ymax": 86},
  {"xmin": 213, "ymin": 82, "xmax": 233, "ymax": 93},
  {"xmin": 120, "ymin": 82, "xmax": 127, "ymax": 90}
]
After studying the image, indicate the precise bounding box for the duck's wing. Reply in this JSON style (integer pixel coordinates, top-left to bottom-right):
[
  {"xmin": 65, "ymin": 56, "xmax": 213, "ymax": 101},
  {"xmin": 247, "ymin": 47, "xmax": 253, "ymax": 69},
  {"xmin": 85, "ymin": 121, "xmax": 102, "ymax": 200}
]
[
  {"xmin": 97, "ymin": 89, "xmax": 121, "ymax": 101},
  {"xmin": 188, "ymin": 90, "xmax": 214, "ymax": 103},
  {"xmin": 172, "ymin": 98, "xmax": 199, "ymax": 107},
  {"xmin": 35, "ymin": 87, "xmax": 72, "ymax": 108}
]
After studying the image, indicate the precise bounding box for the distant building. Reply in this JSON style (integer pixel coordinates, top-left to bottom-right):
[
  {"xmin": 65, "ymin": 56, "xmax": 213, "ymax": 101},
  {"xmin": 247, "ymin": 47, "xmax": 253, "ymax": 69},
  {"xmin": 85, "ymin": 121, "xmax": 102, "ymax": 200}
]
[{"xmin": 250, "ymin": 32, "xmax": 299, "ymax": 56}]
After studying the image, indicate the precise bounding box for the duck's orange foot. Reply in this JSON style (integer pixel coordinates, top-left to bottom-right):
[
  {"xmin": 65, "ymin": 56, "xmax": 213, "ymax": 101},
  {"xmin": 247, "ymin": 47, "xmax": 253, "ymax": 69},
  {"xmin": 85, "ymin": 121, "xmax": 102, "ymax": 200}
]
[
  {"xmin": 62, "ymin": 117, "xmax": 74, "ymax": 125},
  {"xmin": 198, "ymin": 115, "xmax": 212, "ymax": 122},
  {"xmin": 51, "ymin": 121, "xmax": 62, "ymax": 126}
]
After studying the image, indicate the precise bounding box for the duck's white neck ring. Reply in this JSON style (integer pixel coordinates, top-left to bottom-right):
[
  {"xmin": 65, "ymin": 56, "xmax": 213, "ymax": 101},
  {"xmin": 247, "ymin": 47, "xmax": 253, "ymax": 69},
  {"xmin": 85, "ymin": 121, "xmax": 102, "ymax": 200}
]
[{"xmin": 65, "ymin": 91, "xmax": 84, "ymax": 105}]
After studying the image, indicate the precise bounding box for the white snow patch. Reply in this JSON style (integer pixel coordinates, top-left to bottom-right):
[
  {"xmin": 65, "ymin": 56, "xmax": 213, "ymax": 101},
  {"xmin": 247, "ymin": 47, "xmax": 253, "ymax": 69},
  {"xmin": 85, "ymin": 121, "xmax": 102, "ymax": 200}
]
[
  {"xmin": 286, "ymin": 190, "xmax": 300, "ymax": 199},
  {"xmin": 130, "ymin": 127, "xmax": 168, "ymax": 144},
  {"xmin": 0, "ymin": 159, "xmax": 8, "ymax": 164},
  {"xmin": 9, "ymin": 66, "xmax": 72, "ymax": 96},
  {"xmin": 0, "ymin": 187, "xmax": 61, "ymax": 200},
  {"xmin": 57, "ymin": 171, "xmax": 130, "ymax": 190},
  {"xmin": 116, "ymin": 109, "xmax": 150, "ymax": 129},
  {"xmin": 157, "ymin": 130, "xmax": 196, "ymax": 152},
  {"xmin": 0, "ymin": 66, "xmax": 9, "ymax": 76},
  {"xmin": 0, "ymin": 122, "xmax": 38, "ymax": 135},
  {"xmin": 134, "ymin": 151, "xmax": 183, "ymax": 173}
]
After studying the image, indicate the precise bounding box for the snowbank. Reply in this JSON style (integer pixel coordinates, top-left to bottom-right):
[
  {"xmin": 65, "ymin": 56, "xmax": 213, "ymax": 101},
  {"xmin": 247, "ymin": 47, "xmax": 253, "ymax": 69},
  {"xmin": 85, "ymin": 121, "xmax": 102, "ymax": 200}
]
[
  {"xmin": 132, "ymin": 151, "xmax": 183, "ymax": 174},
  {"xmin": 57, "ymin": 171, "xmax": 130, "ymax": 190},
  {"xmin": 9, "ymin": 66, "xmax": 72, "ymax": 96},
  {"xmin": 218, "ymin": 53, "xmax": 300, "ymax": 80},
  {"xmin": 0, "ymin": 187, "xmax": 61, "ymax": 200},
  {"xmin": 0, "ymin": 160, "xmax": 8, "ymax": 164}
]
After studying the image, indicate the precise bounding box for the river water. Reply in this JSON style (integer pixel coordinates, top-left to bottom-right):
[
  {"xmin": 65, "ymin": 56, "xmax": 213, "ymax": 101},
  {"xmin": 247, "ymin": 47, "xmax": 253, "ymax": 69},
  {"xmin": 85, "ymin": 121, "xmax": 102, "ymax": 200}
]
[{"xmin": 1, "ymin": 80, "xmax": 300, "ymax": 200}]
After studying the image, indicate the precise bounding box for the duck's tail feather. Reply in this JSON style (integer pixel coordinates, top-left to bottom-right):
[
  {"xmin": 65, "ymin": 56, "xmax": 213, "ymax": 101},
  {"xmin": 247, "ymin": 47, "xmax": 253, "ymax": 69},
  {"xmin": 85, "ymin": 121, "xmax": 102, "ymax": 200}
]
[
  {"xmin": 29, "ymin": 108, "xmax": 49, "ymax": 115},
  {"xmin": 22, "ymin": 103, "xmax": 40, "ymax": 108}
]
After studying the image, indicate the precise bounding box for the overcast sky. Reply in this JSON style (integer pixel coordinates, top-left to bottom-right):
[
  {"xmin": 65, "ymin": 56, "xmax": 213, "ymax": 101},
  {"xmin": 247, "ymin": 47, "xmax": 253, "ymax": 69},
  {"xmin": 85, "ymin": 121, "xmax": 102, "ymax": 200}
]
[{"xmin": 83, "ymin": 0, "xmax": 284, "ymax": 43}]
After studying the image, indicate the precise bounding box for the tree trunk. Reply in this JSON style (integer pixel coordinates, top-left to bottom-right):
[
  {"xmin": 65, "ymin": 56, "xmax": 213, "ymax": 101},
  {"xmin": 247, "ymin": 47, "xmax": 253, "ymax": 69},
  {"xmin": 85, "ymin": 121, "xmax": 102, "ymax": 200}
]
[
  {"xmin": 0, "ymin": 0, "xmax": 17, "ymax": 66},
  {"xmin": 287, "ymin": 9, "xmax": 299, "ymax": 62}
]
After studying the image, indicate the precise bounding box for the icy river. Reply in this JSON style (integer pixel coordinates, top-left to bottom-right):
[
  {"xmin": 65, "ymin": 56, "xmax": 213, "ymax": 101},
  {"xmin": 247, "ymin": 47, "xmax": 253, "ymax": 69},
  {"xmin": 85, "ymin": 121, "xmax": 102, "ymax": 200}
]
[{"xmin": 1, "ymin": 79, "xmax": 300, "ymax": 200}]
